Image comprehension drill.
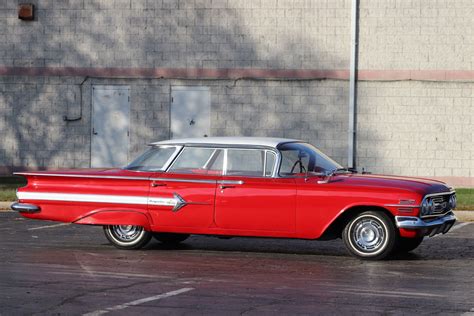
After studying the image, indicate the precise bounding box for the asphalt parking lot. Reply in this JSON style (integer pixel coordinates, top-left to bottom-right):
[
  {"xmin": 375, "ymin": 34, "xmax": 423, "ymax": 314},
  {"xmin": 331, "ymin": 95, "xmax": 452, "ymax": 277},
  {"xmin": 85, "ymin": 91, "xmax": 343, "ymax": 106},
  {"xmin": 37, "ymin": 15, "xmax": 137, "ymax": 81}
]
[{"xmin": 0, "ymin": 212, "xmax": 473, "ymax": 315}]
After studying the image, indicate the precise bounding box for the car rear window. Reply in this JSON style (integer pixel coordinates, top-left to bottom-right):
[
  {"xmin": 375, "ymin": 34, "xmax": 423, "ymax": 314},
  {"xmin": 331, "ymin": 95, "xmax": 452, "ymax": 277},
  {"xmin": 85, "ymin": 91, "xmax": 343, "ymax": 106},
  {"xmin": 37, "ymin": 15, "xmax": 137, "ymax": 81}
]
[{"xmin": 125, "ymin": 146, "xmax": 178, "ymax": 171}]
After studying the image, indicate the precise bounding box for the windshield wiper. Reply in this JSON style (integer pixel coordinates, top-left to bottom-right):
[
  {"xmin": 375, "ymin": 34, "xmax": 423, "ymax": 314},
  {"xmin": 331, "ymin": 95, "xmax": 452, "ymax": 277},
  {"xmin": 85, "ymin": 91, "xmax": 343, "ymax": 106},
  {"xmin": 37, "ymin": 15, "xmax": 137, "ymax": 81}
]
[
  {"xmin": 331, "ymin": 167, "xmax": 357, "ymax": 174},
  {"xmin": 317, "ymin": 167, "xmax": 356, "ymax": 184}
]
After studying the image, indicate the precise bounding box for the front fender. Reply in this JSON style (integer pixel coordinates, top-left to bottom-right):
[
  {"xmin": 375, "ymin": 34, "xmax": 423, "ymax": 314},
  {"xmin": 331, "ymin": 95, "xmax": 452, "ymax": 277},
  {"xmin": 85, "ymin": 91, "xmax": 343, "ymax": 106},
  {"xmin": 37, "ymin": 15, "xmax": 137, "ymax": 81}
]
[
  {"xmin": 315, "ymin": 203, "xmax": 395, "ymax": 239},
  {"xmin": 73, "ymin": 210, "xmax": 152, "ymax": 230}
]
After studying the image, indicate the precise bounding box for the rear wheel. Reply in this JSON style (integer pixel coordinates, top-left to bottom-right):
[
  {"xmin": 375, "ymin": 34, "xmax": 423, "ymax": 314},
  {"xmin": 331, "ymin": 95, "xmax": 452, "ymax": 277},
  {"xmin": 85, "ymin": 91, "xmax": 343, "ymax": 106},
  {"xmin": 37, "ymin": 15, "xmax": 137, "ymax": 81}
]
[
  {"xmin": 342, "ymin": 211, "xmax": 397, "ymax": 260},
  {"xmin": 395, "ymin": 237, "xmax": 424, "ymax": 253},
  {"xmin": 103, "ymin": 225, "xmax": 152, "ymax": 250},
  {"xmin": 153, "ymin": 233, "xmax": 190, "ymax": 245}
]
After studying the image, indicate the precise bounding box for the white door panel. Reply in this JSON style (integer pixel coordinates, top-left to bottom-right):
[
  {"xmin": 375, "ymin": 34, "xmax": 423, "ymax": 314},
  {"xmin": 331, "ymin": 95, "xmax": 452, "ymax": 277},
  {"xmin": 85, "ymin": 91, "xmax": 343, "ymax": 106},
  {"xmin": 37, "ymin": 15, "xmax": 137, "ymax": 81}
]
[
  {"xmin": 91, "ymin": 85, "xmax": 130, "ymax": 168},
  {"xmin": 171, "ymin": 86, "xmax": 210, "ymax": 139}
]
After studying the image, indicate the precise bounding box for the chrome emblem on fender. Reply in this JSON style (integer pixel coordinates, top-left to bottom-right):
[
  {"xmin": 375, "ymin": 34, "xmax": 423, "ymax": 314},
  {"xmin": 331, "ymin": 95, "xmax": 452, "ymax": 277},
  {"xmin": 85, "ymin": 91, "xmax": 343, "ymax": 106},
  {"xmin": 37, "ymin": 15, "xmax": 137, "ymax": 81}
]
[{"xmin": 147, "ymin": 193, "xmax": 187, "ymax": 212}]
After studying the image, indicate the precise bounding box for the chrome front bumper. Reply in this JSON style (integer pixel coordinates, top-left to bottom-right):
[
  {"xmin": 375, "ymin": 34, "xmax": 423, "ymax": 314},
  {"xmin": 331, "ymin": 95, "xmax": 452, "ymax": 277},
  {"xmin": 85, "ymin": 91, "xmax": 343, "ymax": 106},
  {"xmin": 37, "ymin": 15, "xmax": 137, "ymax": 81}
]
[
  {"xmin": 10, "ymin": 202, "xmax": 41, "ymax": 214},
  {"xmin": 395, "ymin": 212, "xmax": 456, "ymax": 237}
]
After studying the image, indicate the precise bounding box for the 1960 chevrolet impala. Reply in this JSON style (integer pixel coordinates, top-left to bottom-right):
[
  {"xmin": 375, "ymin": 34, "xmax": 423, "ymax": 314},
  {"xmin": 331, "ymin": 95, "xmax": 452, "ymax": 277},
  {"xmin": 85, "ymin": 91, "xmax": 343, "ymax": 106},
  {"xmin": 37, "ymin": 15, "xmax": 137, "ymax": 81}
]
[{"xmin": 12, "ymin": 137, "xmax": 457, "ymax": 260}]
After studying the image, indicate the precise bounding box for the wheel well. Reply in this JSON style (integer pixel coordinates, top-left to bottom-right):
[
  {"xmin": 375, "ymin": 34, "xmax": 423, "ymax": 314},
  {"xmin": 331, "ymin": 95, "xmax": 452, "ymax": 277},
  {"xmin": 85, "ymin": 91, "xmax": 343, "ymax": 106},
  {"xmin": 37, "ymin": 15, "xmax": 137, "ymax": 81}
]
[{"xmin": 320, "ymin": 206, "xmax": 395, "ymax": 240}]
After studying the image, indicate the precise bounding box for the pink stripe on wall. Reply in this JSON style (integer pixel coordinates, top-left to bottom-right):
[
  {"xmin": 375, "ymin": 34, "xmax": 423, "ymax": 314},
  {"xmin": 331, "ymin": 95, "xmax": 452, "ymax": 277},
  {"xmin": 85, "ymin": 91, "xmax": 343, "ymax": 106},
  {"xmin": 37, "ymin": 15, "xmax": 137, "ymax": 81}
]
[{"xmin": 0, "ymin": 67, "xmax": 472, "ymax": 81}]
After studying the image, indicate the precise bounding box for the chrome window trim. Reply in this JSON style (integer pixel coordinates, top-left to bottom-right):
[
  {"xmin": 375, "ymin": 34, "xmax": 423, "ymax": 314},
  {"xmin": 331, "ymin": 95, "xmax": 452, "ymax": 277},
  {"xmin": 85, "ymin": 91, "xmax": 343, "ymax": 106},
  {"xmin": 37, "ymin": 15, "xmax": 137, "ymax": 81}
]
[
  {"xmin": 266, "ymin": 150, "xmax": 278, "ymax": 177},
  {"xmin": 223, "ymin": 148, "xmax": 229, "ymax": 175},
  {"xmin": 203, "ymin": 149, "xmax": 219, "ymax": 169},
  {"xmin": 262, "ymin": 151, "xmax": 267, "ymax": 177},
  {"xmin": 160, "ymin": 145, "xmax": 184, "ymax": 171},
  {"xmin": 162, "ymin": 145, "xmax": 280, "ymax": 178}
]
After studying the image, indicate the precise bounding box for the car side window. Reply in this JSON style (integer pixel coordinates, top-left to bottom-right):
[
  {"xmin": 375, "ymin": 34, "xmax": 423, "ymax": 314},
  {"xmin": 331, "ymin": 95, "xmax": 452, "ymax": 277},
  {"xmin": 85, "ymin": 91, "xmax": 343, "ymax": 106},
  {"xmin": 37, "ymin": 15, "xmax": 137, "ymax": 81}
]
[
  {"xmin": 225, "ymin": 149, "xmax": 275, "ymax": 177},
  {"xmin": 280, "ymin": 149, "xmax": 309, "ymax": 175},
  {"xmin": 168, "ymin": 147, "xmax": 217, "ymax": 174}
]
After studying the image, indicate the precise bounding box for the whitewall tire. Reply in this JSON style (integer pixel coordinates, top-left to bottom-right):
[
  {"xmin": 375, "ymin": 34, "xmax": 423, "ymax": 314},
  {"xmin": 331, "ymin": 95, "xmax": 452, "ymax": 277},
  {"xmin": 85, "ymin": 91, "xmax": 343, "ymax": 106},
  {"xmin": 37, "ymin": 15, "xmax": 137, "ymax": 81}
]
[
  {"xmin": 342, "ymin": 211, "xmax": 397, "ymax": 260},
  {"xmin": 103, "ymin": 225, "xmax": 152, "ymax": 250}
]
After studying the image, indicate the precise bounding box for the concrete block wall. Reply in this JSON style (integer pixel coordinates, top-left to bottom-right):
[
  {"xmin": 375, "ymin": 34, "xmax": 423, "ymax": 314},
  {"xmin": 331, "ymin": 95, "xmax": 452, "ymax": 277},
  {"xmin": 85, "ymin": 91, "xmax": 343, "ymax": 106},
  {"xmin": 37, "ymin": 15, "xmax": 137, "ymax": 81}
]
[
  {"xmin": 1, "ymin": 0, "xmax": 471, "ymax": 71},
  {"xmin": 209, "ymin": 79, "xmax": 349, "ymax": 164},
  {"xmin": 0, "ymin": 0, "xmax": 473, "ymax": 184},
  {"xmin": 3, "ymin": 76, "xmax": 471, "ymax": 181},
  {"xmin": 117, "ymin": 78, "xmax": 349, "ymax": 165},
  {"xmin": 358, "ymin": 0, "xmax": 473, "ymax": 70},
  {"xmin": 0, "ymin": 76, "xmax": 91, "ymax": 172},
  {"xmin": 357, "ymin": 81, "xmax": 474, "ymax": 178},
  {"xmin": 0, "ymin": 0, "xmax": 350, "ymax": 70},
  {"xmin": 0, "ymin": 77, "xmax": 349, "ymax": 172}
]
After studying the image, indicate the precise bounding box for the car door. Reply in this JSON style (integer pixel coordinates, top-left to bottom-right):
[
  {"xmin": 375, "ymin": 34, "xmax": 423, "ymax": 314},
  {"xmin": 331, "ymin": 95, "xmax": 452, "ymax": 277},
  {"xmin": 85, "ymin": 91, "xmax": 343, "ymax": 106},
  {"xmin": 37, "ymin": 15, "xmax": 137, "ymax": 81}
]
[
  {"xmin": 148, "ymin": 147, "xmax": 221, "ymax": 229},
  {"xmin": 214, "ymin": 148, "xmax": 296, "ymax": 233}
]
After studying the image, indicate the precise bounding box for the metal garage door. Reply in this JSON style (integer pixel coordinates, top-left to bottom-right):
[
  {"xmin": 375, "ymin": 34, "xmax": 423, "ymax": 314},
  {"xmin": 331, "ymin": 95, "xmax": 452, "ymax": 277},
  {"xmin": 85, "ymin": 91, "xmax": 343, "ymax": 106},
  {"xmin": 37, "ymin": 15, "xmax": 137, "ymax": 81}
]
[
  {"xmin": 91, "ymin": 85, "xmax": 130, "ymax": 168},
  {"xmin": 171, "ymin": 86, "xmax": 210, "ymax": 139}
]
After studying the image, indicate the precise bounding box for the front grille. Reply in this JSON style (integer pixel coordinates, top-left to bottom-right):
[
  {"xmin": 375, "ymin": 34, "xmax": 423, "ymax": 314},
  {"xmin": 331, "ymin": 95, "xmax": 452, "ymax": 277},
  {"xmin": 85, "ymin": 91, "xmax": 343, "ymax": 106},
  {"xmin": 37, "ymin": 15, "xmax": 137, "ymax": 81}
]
[
  {"xmin": 421, "ymin": 192, "xmax": 455, "ymax": 218},
  {"xmin": 431, "ymin": 195, "xmax": 450, "ymax": 214}
]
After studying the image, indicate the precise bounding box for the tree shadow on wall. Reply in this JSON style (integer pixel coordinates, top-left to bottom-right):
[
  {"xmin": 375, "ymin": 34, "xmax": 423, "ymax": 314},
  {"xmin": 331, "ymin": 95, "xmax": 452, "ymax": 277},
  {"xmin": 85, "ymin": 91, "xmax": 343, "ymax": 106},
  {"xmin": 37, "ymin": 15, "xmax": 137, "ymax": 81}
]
[{"xmin": 1, "ymin": 0, "xmax": 351, "ymax": 173}]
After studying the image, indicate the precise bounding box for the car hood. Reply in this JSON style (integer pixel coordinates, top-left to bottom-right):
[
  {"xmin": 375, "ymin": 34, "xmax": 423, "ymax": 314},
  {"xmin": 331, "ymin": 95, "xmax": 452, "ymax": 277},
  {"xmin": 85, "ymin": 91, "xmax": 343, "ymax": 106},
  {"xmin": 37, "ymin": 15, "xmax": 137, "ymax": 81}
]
[{"xmin": 332, "ymin": 173, "xmax": 452, "ymax": 196}]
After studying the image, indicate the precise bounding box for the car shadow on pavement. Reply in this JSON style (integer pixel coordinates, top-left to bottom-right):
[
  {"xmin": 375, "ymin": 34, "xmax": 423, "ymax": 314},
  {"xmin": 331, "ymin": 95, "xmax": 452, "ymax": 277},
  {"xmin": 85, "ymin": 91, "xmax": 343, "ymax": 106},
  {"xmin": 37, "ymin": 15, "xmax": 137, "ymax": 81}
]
[
  {"xmin": 142, "ymin": 235, "xmax": 474, "ymax": 261},
  {"xmin": 144, "ymin": 237, "xmax": 349, "ymax": 258}
]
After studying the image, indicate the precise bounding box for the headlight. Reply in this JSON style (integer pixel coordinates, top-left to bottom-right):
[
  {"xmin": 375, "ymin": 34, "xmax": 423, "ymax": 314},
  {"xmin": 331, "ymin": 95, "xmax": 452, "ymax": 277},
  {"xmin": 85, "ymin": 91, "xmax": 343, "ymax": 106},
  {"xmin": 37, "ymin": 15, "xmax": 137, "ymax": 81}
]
[
  {"xmin": 421, "ymin": 198, "xmax": 434, "ymax": 216},
  {"xmin": 428, "ymin": 199, "xmax": 434, "ymax": 212},
  {"xmin": 449, "ymin": 195, "xmax": 457, "ymax": 209},
  {"xmin": 421, "ymin": 199, "xmax": 429, "ymax": 216}
]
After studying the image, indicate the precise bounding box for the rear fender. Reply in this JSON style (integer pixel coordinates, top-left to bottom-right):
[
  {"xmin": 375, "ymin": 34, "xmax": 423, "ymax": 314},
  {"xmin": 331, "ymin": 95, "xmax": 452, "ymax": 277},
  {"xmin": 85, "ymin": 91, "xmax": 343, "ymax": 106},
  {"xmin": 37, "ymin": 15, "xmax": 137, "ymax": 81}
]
[{"xmin": 73, "ymin": 209, "xmax": 152, "ymax": 230}]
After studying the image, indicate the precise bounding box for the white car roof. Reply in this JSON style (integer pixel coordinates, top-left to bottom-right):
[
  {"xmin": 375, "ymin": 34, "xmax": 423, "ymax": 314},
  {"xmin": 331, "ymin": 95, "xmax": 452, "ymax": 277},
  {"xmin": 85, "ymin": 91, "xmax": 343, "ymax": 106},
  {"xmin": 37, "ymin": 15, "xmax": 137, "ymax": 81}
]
[{"xmin": 151, "ymin": 137, "xmax": 301, "ymax": 148}]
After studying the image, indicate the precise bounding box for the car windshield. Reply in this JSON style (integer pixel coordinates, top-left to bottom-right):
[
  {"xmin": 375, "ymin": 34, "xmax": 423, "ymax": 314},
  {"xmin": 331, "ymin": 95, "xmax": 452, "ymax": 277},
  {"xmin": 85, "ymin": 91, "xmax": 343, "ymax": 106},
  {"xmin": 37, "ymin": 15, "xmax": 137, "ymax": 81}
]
[
  {"xmin": 125, "ymin": 146, "xmax": 179, "ymax": 171},
  {"xmin": 278, "ymin": 142, "xmax": 342, "ymax": 176}
]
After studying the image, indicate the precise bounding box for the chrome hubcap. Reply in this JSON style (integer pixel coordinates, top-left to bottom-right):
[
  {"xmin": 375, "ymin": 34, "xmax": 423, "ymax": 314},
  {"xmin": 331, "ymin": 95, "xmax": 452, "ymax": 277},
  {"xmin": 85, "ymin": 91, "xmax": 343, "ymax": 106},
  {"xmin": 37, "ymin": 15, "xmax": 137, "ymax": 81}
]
[
  {"xmin": 352, "ymin": 219, "xmax": 385, "ymax": 252},
  {"xmin": 111, "ymin": 225, "xmax": 142, "ymax": 242}
]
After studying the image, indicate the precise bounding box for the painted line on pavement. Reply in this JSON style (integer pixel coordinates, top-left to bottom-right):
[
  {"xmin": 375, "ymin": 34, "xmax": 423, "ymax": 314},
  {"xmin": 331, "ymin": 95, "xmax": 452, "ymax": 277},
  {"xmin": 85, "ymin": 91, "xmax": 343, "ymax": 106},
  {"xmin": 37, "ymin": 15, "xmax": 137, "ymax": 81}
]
[
  {"xmin": 27, "ymin": 223, "xmax": 70, "ymax": 231},
  {"xmin": 83, "ymin": 287, "xmax": 194, "ymax": 316}
]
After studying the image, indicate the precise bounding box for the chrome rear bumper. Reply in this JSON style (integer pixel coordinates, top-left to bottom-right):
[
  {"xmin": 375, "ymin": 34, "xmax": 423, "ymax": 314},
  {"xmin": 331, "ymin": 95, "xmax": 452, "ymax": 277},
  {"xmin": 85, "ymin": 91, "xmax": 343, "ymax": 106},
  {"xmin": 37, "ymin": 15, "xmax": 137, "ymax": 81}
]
[
  {"xmin": 395, "ymin": 212, "xmax": 456, "ymax": 237},
  {"xmin": 10, "ymin": 202, "xmax": 41, "ymax": 214}
]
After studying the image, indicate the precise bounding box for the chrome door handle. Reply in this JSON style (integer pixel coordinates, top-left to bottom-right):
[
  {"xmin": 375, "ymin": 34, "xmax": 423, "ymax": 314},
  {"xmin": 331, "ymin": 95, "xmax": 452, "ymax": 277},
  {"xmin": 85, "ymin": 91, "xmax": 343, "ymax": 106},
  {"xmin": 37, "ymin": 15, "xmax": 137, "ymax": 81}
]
[
  {"xmin": 218, "ymin": 180, "xmax": 244, "ymax": 190},
  {"xmin": 151, "ymin": 181, "xmax": 166, "ymax": 187},
  {"xmin": 219, "ymin": 185, "xmax": 235, "ymax": 189}
]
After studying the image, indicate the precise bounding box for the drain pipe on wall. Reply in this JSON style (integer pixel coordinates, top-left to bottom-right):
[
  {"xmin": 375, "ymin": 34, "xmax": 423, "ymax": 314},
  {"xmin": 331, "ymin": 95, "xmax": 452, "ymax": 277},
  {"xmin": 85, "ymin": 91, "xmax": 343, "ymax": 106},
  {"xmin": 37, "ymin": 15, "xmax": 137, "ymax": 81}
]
[{"xmin": 348, "ymin": 0, "xmax": 359, "ymax": 169}]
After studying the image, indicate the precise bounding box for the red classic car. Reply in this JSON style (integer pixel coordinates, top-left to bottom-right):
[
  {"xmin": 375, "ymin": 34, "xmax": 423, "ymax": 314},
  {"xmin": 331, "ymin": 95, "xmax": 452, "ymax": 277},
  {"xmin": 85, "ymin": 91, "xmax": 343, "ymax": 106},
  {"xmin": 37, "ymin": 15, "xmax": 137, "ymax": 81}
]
[{"xmin": 11, "ymin": 137, "xmax": 456, "ymax": 260}]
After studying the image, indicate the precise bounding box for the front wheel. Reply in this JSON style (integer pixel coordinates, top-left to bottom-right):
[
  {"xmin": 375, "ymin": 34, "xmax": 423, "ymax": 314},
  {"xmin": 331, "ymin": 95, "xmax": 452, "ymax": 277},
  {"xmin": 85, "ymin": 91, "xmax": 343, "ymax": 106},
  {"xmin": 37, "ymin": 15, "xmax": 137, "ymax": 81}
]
[
  {"xmin": 103, "ymin": 225, "xmax": 152, "ymax": 250},
  {"xmin": 342, "ymin": 211, "xmax": 397, "ymax": 260}
]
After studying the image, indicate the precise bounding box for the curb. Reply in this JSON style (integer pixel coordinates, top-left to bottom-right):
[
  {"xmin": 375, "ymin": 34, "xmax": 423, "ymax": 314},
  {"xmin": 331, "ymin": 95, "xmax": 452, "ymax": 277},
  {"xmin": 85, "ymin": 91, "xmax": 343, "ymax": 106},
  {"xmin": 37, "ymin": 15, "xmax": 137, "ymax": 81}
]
[
  {"xmin": 454, "ymin": 210, "xmax": 474, "ymax": 222},
  {"xmin": 0, "ymin": 201, "xmax": 473, "ymax": 221},
  {"xmin": 0, "ymin": 201, "xmax": 12, "ymax": 211}
]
